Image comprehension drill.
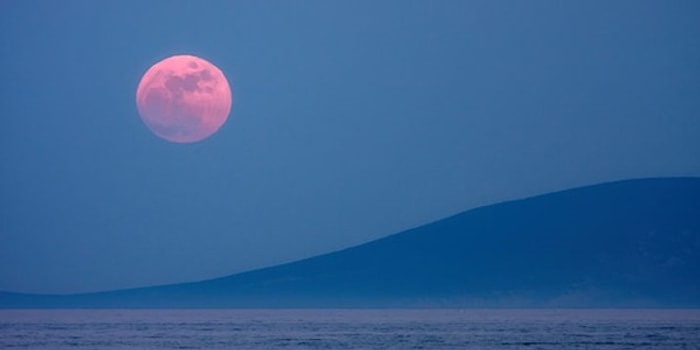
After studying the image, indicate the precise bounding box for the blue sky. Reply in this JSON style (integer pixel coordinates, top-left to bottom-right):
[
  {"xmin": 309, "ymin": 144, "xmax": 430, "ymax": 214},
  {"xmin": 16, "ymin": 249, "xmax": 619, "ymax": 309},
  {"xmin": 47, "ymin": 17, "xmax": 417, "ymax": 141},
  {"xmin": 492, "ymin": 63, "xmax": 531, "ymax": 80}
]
[{"xmin": 1, "ymin": 0, "xmax": 699, "ymax": 293}]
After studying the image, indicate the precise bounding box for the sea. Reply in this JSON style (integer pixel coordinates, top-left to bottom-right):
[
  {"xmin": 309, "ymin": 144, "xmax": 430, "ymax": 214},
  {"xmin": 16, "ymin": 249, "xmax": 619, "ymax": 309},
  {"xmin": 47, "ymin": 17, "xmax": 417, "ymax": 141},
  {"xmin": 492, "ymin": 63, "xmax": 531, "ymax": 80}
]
[{"xmin": 1, "ymin": 309, "xmax": 699, "ymax": 349}]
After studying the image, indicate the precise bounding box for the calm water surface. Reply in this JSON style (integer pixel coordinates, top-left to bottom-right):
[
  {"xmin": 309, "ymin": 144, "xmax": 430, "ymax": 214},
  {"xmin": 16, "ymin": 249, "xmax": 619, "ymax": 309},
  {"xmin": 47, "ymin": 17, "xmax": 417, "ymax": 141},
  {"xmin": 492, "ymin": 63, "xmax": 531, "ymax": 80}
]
[{"xmin": 1, "ymin": 309, "xmax": 699, "ymax": 349}]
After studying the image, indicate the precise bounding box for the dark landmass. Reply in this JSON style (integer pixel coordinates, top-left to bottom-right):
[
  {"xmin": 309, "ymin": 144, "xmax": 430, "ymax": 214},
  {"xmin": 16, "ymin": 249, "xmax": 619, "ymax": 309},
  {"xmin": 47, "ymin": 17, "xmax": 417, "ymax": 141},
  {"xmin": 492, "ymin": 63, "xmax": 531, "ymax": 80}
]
[{"xmin": 2, "ymin": 177, "xmax": 699, "ymax": 308}]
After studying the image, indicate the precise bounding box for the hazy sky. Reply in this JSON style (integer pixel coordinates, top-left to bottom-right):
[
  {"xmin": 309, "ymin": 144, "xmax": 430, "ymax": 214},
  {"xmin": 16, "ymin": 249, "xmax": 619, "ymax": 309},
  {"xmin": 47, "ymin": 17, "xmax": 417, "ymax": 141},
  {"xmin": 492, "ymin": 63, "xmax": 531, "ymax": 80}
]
[{"xmin": 1, "ymin": 1, "xmax": 699, "ymax": 294}]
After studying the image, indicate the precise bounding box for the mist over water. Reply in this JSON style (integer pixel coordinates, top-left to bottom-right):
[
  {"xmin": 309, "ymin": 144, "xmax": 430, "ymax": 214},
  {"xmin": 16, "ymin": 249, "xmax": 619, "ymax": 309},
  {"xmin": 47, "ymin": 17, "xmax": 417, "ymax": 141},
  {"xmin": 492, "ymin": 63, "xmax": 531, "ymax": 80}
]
[{"xmin": 1, "ymin": 309, "xmax": 698, "ymax": 349}]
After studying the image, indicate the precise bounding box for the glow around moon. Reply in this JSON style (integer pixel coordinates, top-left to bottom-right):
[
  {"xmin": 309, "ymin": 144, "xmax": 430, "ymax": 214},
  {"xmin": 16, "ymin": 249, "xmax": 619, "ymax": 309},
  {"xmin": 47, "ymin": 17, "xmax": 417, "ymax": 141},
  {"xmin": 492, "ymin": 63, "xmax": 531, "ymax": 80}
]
[{"xmin": 136, "ymin": 55, "xmax": 232, "ymax": 143}]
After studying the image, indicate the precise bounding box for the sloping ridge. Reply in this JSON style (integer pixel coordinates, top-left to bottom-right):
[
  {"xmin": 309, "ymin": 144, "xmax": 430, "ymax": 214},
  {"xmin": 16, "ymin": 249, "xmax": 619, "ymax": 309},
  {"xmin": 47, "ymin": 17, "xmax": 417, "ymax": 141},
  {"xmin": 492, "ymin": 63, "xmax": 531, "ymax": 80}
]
[{"xmin": 2, "ymin": 177, "xmax": 699, "ymax": 308}]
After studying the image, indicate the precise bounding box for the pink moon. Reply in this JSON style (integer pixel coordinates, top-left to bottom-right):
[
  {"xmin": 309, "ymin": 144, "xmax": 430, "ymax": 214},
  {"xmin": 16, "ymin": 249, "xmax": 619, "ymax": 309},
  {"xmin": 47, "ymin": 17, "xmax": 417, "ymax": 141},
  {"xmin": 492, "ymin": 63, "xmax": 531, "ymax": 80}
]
[{"xmin": 136, "ymin": 55, "xmax": 232, "ymax": 143}]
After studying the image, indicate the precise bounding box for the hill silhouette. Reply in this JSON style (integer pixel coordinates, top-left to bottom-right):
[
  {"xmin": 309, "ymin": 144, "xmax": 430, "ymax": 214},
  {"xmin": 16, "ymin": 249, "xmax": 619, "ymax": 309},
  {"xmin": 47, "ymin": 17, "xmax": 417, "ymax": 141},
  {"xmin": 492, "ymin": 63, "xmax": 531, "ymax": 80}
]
[{"xmin": 2, "ymin": 177, "xmax": 699, "ymax": 308}]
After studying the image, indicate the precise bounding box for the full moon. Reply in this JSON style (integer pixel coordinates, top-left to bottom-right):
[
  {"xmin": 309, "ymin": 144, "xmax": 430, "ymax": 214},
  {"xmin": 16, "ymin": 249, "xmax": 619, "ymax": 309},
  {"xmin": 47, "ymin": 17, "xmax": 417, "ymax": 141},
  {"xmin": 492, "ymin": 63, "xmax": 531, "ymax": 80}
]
[{"xmin": 136, "ymin": 55, "xmax": 232, "ymax": 143}]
